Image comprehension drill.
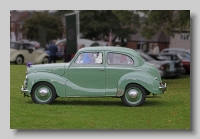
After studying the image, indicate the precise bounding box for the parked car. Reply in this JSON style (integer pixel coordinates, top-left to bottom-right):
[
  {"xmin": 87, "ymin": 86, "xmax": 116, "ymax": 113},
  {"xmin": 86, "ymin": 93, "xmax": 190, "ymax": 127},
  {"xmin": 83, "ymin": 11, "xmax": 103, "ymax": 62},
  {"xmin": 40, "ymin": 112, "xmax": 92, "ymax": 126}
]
[
  {"xmin": 10, "ymin": 41, "xmax": 49, "ymax": 65},
  {"xmin": 158, "ymin": 52, "xmax": 190, "ymax": 74},
  {"xmin": 160, "ymin": 48, "xmax": 190, "ymax": 56},
  {"xmin": 136, "ymin": 51, "xmax": 185, "ymax": 78},
  {"xmin": 147, "ymin": 54, "xmax": 166, "ymax": 61},
  {"xmin": 55, "ymin": 38, "xmax": 105, "ymax": 48},
  {"xmin": 21, "ymin": 46, "xmax": 167, "ymax": 107}
]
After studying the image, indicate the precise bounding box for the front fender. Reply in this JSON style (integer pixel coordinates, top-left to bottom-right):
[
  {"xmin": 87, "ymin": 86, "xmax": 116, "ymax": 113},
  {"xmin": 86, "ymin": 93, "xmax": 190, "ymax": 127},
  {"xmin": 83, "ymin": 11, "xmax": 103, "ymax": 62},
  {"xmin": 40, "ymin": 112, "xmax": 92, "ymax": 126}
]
[
  {"xmin": 117, "ymin": 72, "xmax": 161, "ymax": 96},
  {"xmin": 27, "ymin": 72, "xmax": 66, "ymax": 97}
]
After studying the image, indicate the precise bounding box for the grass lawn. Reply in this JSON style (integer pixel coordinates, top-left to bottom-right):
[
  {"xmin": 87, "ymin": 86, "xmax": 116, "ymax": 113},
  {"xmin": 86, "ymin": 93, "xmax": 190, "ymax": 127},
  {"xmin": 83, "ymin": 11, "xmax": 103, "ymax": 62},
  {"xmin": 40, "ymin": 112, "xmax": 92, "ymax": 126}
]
[{"xmin": 10, "ymin": 63, "xmax": 190, "ymax": 130}]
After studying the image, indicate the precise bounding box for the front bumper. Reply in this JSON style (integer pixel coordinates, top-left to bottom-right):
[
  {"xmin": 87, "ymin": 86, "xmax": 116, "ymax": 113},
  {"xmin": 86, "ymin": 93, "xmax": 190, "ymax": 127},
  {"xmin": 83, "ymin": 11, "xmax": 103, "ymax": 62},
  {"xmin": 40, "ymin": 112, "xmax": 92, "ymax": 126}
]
[
  {"xmin": 159, "ymin": 83, "xmax": 167, "ymax": 92},
  {"xmin": 21, "ymin": 85, "xmax": 30, "ymax": 97}
]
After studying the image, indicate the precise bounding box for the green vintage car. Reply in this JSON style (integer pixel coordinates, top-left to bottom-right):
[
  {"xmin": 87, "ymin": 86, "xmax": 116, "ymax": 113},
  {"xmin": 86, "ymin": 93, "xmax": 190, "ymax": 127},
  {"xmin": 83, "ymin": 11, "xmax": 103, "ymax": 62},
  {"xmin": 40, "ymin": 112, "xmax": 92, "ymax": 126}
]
[{"xmin": 21, "ymin": 46, "xmax": 167, "ymax": 107}]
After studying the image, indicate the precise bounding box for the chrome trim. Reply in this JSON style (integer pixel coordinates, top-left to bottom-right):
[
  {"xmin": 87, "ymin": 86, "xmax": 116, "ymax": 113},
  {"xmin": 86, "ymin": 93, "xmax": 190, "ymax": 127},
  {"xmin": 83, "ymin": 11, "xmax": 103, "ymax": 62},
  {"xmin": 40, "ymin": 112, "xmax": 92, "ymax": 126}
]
[
  {"xmin": 159, "ymin": 83, "xmax": 167, "ymax": 91},
  {"xmin": 38, "ymin": 88, "xmax": 49, "ymax": 97},
  {"xmin": 21, "ymin": 85, "xmax": 30, "ymax": 97},
  {"xmin": 128, "ymin": 89, "xmax": 138, "ymax": 98}
]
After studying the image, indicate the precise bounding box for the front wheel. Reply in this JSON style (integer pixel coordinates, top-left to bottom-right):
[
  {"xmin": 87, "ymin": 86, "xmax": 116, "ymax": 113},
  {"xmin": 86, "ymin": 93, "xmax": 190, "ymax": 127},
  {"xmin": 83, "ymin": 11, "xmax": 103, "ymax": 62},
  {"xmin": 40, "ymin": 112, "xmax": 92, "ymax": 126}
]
[
  {"xmin": 31, "ymin": 82, "xmax": 56, "ymax": 104},
  {"xmin": 121, "ymin": 84, "xmax": 146, "ymax": 107}
]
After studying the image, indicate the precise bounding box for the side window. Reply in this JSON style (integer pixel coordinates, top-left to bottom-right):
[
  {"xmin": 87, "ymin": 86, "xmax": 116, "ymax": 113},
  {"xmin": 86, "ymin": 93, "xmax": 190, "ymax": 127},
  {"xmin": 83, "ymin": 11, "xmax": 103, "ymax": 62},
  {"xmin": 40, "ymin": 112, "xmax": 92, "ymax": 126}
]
[
  {"xmin": 107, "ymin": 53, "xmax": 133, "ymax": 65},
  {"xmin": 22, "ymin": 44, "xmax": 29, "ymax": 50},
  {"xmin": 75, "ymin": 52, "xmax": 103, "ymax": 64}
]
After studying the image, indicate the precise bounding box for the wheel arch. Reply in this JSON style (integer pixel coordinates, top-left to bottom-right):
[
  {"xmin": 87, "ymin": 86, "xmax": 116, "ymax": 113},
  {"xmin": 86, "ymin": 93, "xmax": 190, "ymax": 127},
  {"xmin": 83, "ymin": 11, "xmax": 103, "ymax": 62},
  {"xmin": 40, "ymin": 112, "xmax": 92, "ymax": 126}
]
[
  {"xmin": 117, "ymin": 72, "xmax": 161, "ymax": 97},
  {"xmin": 27, "ymin": 72, "xmax": 66, "ymax": 97}
]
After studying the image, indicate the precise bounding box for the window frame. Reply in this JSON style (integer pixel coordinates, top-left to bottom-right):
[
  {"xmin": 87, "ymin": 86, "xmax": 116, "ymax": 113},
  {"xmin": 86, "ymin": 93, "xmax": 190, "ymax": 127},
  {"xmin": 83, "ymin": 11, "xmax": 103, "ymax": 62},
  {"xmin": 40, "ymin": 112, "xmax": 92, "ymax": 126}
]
[{"xmin": 107, "ymin": 52, "xmax": 134, "ymax": 65}]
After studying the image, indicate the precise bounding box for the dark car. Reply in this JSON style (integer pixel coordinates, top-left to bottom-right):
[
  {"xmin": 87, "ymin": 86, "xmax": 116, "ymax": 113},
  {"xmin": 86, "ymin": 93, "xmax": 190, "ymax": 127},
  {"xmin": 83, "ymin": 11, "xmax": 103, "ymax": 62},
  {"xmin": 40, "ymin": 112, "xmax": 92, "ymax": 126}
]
[
  {"xmin": 158, "ymin": 52, "xmax": 190, "ymax": 74},
  {"xmin": 137, "ymin": 51, "xmax": 185, "ymax": 78}
]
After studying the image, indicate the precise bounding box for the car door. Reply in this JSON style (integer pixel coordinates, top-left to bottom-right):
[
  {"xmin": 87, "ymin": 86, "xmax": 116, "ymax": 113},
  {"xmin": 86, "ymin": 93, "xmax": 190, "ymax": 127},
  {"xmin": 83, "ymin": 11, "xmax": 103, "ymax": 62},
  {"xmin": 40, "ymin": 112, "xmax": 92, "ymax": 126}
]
[
  {"xmin": 105, "ymin": 51, "xmax": 135, "ymax": 96},
  {"xmin": 67, "ymin": 51, "xmax": 105, "ymax": 97},
  {"xmin": 26, "ymin": 44, "xmax": 37, "ymax": 63}
]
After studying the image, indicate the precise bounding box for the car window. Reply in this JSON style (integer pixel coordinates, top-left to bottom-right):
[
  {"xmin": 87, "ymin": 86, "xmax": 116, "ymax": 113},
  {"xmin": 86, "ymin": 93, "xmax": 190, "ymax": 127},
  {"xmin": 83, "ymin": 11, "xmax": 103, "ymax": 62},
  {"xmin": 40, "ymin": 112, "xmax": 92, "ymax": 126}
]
[
  {"xmin": 177, "ymin": 52, "xmax": 190, "ymax": 60},
  {"xmin": 107, "ymin": 52, "xmax": 133, "ymax": 65},
  {"xmin": 75, "ymin": 52, "xmax": 103, "ymax": 64},
  {"xmin": 10, "ymin": 42, "xmax": 20, "ymax": 49},
  {"xmin": 162, "ymin": 50, "xmax": 169, "ymax": 53}
]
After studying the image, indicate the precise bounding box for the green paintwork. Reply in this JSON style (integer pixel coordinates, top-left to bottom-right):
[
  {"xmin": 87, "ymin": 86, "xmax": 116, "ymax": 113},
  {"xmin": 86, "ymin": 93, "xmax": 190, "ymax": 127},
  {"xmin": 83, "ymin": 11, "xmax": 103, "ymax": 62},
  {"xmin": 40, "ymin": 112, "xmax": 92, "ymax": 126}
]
[{"xmin": 22, "ymin": 46, "xmax": 166, "ymax": 99}]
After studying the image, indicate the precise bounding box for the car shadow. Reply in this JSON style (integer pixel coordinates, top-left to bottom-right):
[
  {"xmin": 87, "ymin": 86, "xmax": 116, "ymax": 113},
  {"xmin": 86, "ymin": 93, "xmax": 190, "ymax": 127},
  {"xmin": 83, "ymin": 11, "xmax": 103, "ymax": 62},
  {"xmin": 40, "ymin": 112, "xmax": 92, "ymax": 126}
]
[
  {"xmin": 162, "ymin": 74, "xmax": 190, "ymax": 80},
  {"xmin": 52, "ymin": 99, "xmax": 124, "ymax": 107},
  {"xmin": 26, "ymin": 98, "xmax": 167, "ymax": 107}
]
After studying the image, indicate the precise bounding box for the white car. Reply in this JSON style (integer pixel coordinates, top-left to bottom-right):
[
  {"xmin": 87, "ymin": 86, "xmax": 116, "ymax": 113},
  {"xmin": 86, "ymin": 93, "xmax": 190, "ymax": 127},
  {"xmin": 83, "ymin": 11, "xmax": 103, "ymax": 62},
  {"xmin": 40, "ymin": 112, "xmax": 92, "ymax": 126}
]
[
  {"xmin": 10, "ymin": 41, "xmax": 49, "ymax": 65},
  {"xmin": 160, "ymin": 48, "xmax": 190, "ymax": 56},
  {"xmin": 55, "ymin": 38, "xmax": 108, "ymax": 48}
]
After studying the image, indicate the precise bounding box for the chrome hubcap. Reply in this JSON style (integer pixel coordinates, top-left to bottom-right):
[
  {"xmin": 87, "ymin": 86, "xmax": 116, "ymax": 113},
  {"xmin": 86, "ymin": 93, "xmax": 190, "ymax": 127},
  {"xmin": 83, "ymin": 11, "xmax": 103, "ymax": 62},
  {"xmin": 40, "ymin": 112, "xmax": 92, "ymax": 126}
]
[
  {"xmin": 128, "ymin": 89, "xmax": 138, "ymax": 98},
  {"xmin": 38, "ymin": 88, "xmax": 49, "ymax": 97}
]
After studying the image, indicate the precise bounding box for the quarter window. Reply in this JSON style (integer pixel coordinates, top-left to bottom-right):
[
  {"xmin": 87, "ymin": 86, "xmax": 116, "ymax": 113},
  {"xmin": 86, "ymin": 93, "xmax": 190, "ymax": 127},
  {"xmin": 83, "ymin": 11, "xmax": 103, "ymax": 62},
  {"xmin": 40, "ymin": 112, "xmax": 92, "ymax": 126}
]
[
  {"xmin": 75, "ymin": 52, "xmax": 103, "ymax": 64},
  {"xmin": 107, "ymin": 53, "xmax": 134, "ymax": 65}
]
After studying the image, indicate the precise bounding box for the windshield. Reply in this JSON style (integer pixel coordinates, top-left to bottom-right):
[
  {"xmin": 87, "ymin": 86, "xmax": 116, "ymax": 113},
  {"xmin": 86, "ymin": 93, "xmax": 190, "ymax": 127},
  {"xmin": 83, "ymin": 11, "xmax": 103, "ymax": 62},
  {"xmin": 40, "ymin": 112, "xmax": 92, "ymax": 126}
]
[{"xmin": 177, "ymin": 52, "xmax": 190, "ymax": 60}]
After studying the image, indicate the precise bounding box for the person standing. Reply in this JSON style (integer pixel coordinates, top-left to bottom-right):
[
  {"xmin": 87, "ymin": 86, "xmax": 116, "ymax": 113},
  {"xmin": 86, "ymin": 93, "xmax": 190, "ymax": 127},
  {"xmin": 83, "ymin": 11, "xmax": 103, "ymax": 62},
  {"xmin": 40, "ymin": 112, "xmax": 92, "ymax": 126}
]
[
  {"xmin": 152, "ymin": 43, "xmax": 160, "ymax": 54},
  {"xmin": 48, "ymin": 39, "xmax": 58, "ymax": 63}
]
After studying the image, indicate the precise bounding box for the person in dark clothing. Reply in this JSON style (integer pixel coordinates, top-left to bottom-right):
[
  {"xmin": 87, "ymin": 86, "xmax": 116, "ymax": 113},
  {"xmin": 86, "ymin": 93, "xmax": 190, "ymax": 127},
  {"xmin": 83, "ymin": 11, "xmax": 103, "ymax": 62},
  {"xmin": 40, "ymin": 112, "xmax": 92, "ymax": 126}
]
[{"xmin": 48, "ymin": 39, "xmax": 58, "ymax": 63}]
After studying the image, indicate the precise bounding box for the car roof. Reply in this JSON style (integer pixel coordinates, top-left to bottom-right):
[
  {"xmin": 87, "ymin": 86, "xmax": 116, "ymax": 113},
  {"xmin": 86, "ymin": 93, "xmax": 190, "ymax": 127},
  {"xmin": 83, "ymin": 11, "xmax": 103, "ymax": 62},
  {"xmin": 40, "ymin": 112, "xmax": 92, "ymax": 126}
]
[
  {"xmin": 159, "ymin": 52, "xmax": 178, "ymax": 55},
  {"xmin": 77, "ymin": 46, "xmax": 144, "ymax": 66},
  {"xmin": 79, "ymin": 46, "xmax": 134, "ymax": 53}
]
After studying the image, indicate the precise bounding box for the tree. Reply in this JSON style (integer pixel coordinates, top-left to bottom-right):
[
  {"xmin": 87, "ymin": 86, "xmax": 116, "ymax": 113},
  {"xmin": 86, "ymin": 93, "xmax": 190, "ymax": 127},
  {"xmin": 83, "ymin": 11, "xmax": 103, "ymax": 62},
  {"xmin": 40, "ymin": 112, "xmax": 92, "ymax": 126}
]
[
  {"xmin": 79, "ymin": 10, "xmax": 140, "ymax": 46},
  {"xmin": 51, "ymin": 10, "xmax": 74, "ymax": 17},
  {"xmin": 139, "ymin": 10, "xmax": 190, "ymax": 39},
  {"xmin": 22, "ymin": 11, "xmax": 63, "ymax": 42},
  {"xmin": 112, "ymin": 10, "xmax": 140, "ymax": 44}
]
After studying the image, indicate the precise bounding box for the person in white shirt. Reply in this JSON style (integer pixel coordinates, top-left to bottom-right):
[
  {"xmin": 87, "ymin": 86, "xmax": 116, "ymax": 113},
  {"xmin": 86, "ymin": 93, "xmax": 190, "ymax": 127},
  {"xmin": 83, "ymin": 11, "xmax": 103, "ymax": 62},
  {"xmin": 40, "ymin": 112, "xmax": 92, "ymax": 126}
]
[{"xmin": 153, "ymin": 44, "xmax": 160, "ymax": 54}]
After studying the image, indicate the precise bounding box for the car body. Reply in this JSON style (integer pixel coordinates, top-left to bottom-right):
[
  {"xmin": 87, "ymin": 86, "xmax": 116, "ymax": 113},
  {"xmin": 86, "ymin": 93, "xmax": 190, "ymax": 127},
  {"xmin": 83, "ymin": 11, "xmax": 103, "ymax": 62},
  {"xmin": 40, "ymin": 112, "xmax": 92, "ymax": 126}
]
[
  {"xmin": 137, "ymin": 51, "xmax": 185, "ymax": 78},
  {"xmin": 21, "ymin": 46, "xmax": 167, "ymax": 107},
  {"xmin": 160, "ymin": 48, "xmax": 190, "ymax": 56},
  {"xmin": 158, "ymin": 52, "xmax": 190, "ymax": 74},
  {"xmin": 10, "ymin": 41, "xmax": 49, "ymax": 65}
]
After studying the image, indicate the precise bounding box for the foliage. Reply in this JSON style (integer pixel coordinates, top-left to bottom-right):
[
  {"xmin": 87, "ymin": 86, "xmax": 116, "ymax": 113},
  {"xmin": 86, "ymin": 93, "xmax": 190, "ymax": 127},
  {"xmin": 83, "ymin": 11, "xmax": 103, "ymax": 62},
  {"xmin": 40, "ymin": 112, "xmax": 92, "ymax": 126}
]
[
  {"xmin": 79, "ymin": 10, "xmax": 140, "ymax": 46},
  {"xmin": 139, "ymin": 10, "xmax": 190, "ymax": 39},
  {"xmin": 10, "ymin": 63, "xmax": 190, "ymax": 129},
  {"xmin": 21, "ymin": 11, "xmax": 63, "ymax": 42},
  {"xmin": 51, "ymin": 10, "xmax": 74, "ymax": 17}
]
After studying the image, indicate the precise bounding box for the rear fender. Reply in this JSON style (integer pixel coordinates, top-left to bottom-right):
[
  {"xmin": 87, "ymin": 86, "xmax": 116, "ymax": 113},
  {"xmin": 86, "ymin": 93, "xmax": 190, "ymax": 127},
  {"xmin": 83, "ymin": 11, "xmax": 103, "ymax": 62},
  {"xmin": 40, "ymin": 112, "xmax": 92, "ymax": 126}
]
[{"xmin": 117, "ymin": 72, "xmax": 161, "ymax": 96}]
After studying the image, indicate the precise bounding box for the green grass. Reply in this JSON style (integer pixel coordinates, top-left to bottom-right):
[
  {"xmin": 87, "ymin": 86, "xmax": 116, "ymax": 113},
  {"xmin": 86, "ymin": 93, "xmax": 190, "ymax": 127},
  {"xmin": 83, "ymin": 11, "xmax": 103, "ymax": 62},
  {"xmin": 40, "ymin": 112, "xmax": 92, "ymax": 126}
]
[{"xmin": 10, "ymin": 64, "xmax": 190, "ymax": 130}]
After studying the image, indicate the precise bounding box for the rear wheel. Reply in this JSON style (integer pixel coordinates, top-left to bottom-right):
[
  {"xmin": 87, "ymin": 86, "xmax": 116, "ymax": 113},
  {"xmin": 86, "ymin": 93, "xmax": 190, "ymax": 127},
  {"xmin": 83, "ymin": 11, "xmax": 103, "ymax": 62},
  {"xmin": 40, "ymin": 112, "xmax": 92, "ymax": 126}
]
[
  {"xmin": 15, "ymin": 56, "xmax": 24, "ymax": 65},
  {"xmin": 31, "ymin": 82, "xmax": 56, "ymax": 104},
  {"xmin": 121, "ymin": 84, "xmax": 146, "ymax": 107}
]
